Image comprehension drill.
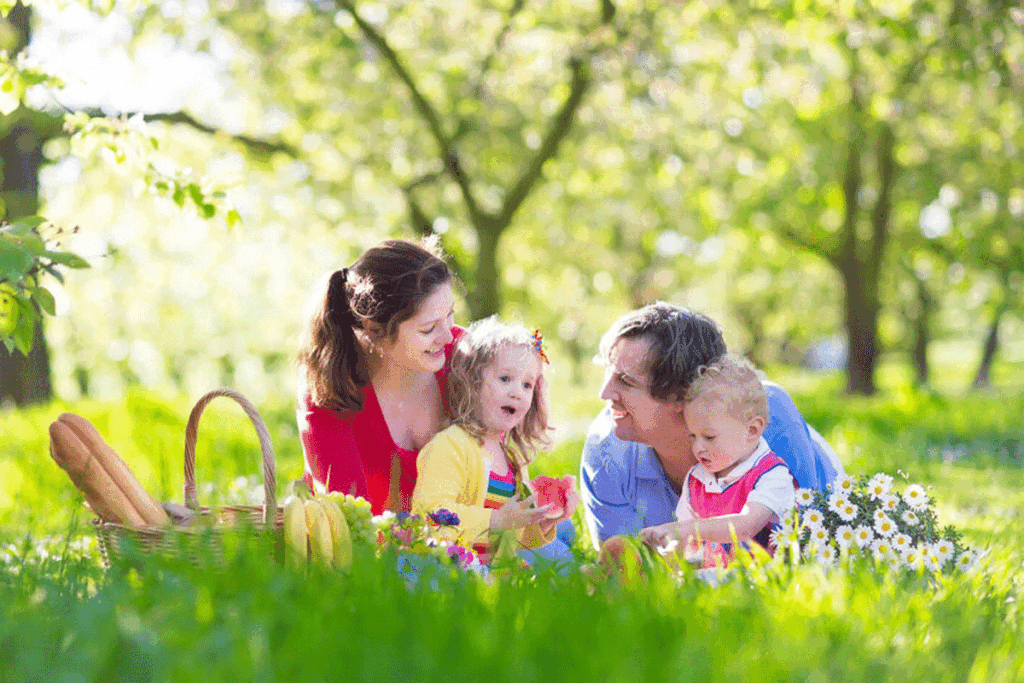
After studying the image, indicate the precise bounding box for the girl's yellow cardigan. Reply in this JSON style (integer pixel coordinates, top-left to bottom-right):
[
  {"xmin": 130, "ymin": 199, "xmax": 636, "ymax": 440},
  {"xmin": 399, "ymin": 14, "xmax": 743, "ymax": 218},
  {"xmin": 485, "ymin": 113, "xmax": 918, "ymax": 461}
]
[{"xmin": 410, "ymin": 425, "xmax": 556, "ymax": 550}]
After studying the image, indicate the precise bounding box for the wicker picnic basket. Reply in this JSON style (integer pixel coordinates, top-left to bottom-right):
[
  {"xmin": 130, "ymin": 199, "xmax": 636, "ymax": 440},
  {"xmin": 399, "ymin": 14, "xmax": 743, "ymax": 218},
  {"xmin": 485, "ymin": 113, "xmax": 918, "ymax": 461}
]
[{"xmin": 92, "ymin": 388, "xmax": 284, "ymax": 568}]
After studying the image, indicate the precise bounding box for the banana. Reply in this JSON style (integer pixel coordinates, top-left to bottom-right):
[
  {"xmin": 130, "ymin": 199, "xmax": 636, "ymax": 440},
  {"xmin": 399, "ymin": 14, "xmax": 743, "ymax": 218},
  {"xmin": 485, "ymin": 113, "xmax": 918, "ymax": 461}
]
[
  {"xmin": 304, "ymin": 499, "xmax": 334, "ymax": 567},
  {"xmin": 319, "ymin": 496, "xmax": 353, "ymax": 571},
  {"xmin": 283, "ymin": 496, "xmax": 309, "ymax": 569}
]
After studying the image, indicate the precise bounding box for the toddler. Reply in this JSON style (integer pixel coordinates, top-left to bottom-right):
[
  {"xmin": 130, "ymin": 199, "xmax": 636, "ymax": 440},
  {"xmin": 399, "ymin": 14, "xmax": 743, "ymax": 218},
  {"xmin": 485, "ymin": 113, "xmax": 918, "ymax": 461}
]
[
  {"xmin": 411, "ymin": 317, "xmax": 577, "ymax": 561},
  {"xmin": 640, "ymin": 354, "xmax": 796, "ymax": 568}
]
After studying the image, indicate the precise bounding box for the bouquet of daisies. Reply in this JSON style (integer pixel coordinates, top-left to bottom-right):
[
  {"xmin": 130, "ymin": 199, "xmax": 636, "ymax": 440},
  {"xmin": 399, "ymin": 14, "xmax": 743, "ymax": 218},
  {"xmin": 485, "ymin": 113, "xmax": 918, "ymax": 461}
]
[{"xmin": 774, "ymin": 472, "xmax": 977, "ymax": 573}]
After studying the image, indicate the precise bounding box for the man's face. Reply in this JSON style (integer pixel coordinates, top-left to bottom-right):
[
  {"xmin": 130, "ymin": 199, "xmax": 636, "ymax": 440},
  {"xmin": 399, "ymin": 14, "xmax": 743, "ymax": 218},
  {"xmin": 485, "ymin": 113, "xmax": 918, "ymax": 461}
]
[{"xmin": 598, "ymin": 336, "xmax": 686, "ymax": 446}]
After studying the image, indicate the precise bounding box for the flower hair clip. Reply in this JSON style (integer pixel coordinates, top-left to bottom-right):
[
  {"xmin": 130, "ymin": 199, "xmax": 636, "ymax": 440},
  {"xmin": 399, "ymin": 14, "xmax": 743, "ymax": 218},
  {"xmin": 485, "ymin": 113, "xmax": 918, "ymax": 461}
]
[{"xmin": 532, "ymin": 329, "xmax": 550, "ymax": 365}]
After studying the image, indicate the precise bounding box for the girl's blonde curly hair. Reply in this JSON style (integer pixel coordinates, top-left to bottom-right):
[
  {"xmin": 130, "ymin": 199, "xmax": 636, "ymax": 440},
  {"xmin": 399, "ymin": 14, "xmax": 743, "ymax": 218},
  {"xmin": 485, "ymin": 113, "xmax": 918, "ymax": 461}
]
[{"xmin": 447, "ymin": 317, "xmax": 552, "ymax": 471}]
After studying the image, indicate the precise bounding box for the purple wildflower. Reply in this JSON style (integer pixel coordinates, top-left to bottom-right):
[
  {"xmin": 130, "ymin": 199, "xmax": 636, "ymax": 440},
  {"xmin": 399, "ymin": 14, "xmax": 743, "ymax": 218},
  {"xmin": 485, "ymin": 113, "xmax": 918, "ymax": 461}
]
[{"xmin": 429, "ymin": 509, "xmax": 460, "ymax": 526}]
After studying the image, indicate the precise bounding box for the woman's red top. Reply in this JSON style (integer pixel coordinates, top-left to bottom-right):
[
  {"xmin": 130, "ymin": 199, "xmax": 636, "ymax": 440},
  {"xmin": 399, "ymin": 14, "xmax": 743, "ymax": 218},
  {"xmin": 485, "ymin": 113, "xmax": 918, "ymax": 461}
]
[{"xmin": 297, "ymin": 327, "xmax": 464, "ymax": 515}]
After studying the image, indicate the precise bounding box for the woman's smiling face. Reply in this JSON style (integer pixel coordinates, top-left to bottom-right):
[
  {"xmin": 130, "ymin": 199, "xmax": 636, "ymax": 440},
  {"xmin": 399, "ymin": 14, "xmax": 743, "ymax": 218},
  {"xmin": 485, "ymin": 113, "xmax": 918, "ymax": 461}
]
[{"xmin": 379, "ymin": 282, "xmax": 456, "ymax": 374}]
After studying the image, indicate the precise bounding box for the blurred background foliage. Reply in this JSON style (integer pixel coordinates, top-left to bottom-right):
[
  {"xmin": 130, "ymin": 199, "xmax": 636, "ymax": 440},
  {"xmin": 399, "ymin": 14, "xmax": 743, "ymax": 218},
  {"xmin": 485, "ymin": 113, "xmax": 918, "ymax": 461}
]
[{"xmin": 0, "ymin": 0, "xmax": 1022, "ymax": 409}]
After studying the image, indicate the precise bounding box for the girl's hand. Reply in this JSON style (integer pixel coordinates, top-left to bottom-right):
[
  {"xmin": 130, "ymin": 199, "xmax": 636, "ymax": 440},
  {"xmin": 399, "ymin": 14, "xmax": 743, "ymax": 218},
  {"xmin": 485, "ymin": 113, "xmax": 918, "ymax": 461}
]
[
  {"xmin": 538, "ymin": 488, "xmax": 581, "ymax": 535},
  {"xmin": 490, "ymin": 494, "xmax": 554, "ymax": 532}
]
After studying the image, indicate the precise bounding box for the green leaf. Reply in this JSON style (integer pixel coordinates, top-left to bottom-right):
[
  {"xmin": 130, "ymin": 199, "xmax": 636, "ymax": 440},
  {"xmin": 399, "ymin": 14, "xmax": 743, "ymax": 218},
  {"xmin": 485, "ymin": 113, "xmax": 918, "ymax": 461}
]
[
  {"xmin": 225, "ymin": 209, "xmax": 242, "ymax": 229},
  {"xmin": 172, "ymin": 185, "xmax": 186, "ymax": 207},
  {"xmin": 44, "ymin": 251, "xmax": 91, "ymax": 269},
  {"xmin": 12, "ymin": 314, "xmax": 34, "ymax": 355},
  {"xmin": 187, "ymin": 183, "xmax": 204, "ymax": 207},
  {"xmin": 201, "ymin": 203, "xmax": 217, "ymax": 219},
  {"xmin": 10, "ymin": 216, "xmax": 46, "ymax": 231},
  {"xmin": 33, "ymin": 287, "xmax": 56, "ymax": 316},
  {"xmin": 0, "ymin": 241, "xmax": 33, "ymax": 281}
]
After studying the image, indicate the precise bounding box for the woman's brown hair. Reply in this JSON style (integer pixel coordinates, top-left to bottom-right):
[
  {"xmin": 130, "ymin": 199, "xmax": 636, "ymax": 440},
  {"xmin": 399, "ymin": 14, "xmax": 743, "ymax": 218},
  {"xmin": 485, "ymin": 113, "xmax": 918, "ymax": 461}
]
[
  {"xmin": 298, "ymin": 237, "xmax": 453, "ymax": 414},
  {"xmin": 447, "ymin": 317, "xmax": 553, "ymax": 471}
]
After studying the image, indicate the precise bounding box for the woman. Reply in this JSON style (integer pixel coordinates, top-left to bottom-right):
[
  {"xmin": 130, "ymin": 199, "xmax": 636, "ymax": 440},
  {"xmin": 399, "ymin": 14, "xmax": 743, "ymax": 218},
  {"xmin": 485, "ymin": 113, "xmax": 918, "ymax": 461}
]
[{"xmin": 296, "ymin": 238, "xmax": 462, "ymax": 514}]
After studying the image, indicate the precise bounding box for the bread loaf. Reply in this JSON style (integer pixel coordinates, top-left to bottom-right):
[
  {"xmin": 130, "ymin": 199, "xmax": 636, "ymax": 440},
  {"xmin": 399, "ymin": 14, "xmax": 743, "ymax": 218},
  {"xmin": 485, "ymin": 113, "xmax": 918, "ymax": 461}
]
[{"xmin": 49, "ymin": 413, "xmax": 169, "ymax": 526}]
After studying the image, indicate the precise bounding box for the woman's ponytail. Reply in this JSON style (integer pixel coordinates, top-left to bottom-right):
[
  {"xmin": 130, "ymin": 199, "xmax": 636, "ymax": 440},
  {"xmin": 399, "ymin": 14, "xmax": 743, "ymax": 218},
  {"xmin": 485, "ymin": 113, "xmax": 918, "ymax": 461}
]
[{"xmin": 300, "ymin": 267, "xmax": 365, "ymax": 413}]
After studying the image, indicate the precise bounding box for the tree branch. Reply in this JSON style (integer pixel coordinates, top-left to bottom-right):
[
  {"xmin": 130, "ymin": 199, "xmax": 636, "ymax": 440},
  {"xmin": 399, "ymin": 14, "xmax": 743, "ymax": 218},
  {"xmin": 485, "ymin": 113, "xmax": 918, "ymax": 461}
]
[
  {"xmin": 498, "ymin": 56, "xmax": 590, "ymax": 226},
  {"xmin": 470, "ymin": 0, "xmax": 526, "ymax": 100},
  {"xmin": 336, "ymin": 0, "xmax": 486, "ymax": 226},
  {"xmin": 143, "ymin": 111, "xmax": 298, "ymax": 157}
]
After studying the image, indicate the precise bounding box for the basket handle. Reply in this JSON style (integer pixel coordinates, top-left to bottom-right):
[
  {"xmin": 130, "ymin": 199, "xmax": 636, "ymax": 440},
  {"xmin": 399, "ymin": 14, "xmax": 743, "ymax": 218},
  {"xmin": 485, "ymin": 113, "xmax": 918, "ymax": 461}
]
[{"xmin": 183, "ymin": 388, "xmax": 277, "ymax": 524}]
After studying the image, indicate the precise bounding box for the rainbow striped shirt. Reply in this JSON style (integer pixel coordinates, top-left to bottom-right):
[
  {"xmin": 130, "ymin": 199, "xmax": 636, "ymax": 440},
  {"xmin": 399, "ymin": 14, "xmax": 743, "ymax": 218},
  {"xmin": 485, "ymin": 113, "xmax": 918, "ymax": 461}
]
[{"xmin": 483, "ymin": 467, "xmax": 517, "ymax": 509}]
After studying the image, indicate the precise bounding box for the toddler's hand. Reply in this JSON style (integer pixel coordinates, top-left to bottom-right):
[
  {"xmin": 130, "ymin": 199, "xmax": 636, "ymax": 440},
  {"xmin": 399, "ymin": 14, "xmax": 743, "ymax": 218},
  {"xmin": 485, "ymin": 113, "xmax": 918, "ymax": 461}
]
[
  {"xmin": 640, "ymin": 523, "xmax": 674, "ymax": 549},
  {"xmin": 490, "ymin": 494, "xmax": 553, "ymax": 532}
]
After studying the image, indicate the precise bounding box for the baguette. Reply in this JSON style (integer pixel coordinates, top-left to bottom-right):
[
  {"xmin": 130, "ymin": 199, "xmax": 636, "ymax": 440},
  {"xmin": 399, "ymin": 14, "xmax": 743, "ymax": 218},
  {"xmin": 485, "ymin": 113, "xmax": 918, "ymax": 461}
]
[
  {"xmin": 48, "ymin": 413, "xmax": 170, "ymax": 526},
  {"xmin": 49, "ymin": 421, "xmax": 148, "ymax": 526}
]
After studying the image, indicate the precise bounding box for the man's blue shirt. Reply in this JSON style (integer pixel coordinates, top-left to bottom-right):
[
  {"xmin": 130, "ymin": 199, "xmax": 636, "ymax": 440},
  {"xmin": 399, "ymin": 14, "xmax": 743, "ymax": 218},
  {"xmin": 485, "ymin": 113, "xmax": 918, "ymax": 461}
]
[{"xmin": 580, "ymin": 382, "xmax": 839, "ymax": 549}]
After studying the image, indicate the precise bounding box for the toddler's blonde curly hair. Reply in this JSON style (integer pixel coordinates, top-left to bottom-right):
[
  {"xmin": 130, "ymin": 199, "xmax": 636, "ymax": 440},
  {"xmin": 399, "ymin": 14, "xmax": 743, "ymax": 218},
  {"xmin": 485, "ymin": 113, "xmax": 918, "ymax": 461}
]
[{"xmin": 686, "ymin": 353, "xmax": 770, "ymax": 426}]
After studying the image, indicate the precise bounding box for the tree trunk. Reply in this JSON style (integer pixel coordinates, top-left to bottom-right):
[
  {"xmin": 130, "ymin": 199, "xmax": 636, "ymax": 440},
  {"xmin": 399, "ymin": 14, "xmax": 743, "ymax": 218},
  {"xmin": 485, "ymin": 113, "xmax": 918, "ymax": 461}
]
[
  {"xmin": 841, "ymin": 262, "xmax": 879, "ymax": 394},
  {"xmin": 912, "ymin": 276, "xmax": 932, "ymax": 387},
  {"xmin": 0, "ymin": 319, "xmax": 51, "ymax": 407},
  {"xmin": 470, "ymin": 219, "xmax": 503, "ymax": 320},
  {"xmin": 972, "ymin": 305, "xmax": 1005, "ymax": 390},
  {"xmin": 0, "ymin": 3, "xmax": 54, "ymax": 406}
]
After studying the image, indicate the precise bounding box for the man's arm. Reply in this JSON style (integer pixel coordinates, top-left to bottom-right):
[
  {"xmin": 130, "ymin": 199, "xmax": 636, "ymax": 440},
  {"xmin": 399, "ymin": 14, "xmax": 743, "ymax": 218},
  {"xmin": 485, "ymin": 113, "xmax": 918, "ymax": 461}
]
[{"xmin": 762, "ymin": 382, "xmax": 838, "ymax": 491}]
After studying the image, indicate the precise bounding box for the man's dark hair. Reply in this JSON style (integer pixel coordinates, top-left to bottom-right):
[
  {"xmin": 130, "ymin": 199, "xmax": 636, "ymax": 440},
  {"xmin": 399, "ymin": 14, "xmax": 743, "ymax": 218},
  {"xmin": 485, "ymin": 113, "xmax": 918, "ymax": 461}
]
[{"xmin": 598, "ymin": 302, "xmax": 727, "ymax": 402}]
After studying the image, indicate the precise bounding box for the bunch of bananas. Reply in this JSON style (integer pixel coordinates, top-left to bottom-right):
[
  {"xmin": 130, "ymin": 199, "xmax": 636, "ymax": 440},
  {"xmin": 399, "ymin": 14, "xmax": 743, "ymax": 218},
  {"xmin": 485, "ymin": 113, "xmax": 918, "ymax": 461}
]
[{"xmin": 282, "ymin": 482, "xmax": 353, "ymax": 571}]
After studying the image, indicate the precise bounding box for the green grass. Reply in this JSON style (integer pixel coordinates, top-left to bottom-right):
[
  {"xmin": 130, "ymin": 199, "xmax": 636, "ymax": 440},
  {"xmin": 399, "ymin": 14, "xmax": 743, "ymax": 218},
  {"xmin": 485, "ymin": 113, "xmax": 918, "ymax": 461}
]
[{"xmin": 2, "ymin": 359, "xmax": 1024, "ymax": 682}]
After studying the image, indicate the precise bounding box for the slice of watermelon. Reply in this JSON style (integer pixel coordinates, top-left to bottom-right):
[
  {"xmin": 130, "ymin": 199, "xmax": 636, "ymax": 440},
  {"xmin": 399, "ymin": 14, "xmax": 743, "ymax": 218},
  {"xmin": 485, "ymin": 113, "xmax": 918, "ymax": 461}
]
[{"xmin": 532, "ymin": 475, "xmax": 576, "ymax": 519}]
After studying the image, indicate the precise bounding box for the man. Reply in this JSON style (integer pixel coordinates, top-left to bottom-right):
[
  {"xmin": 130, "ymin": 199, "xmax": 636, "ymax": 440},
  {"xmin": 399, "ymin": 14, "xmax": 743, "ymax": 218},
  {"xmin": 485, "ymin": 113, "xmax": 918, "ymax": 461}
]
[{"xmin": 580, "ymin": 303, "xmax": 841, "ymax": 550}]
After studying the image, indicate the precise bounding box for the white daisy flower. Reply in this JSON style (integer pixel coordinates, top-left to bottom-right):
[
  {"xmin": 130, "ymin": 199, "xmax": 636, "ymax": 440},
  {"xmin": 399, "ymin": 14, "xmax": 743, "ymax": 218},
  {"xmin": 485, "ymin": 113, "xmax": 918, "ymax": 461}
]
[
  {"xmin": 808, "ymin": 526, "xmax": 830, "ymax": 545},
  {"xmin": 835, "ymin": 525, "xmax": 855, "ymax": 548},
  {"xmin": 837, "ymin": 502, "xmax": 858, "ymax": 522},
  {"xmin": 924, "ymin": 553, "xmax": 942, "ymax": 573},
  {"xmin": 873, "ymin": 514, "xmax": 896, "ymax": 537},
  {"xmin": 881, "ymin": 494, "xmax": 900, "ymax": 512},
  {"xmin": 819, "ymin": 544, "xmax": 837, "ymax": 563},
  {"xmin": 828, "ymin": 493, "xmax": 849, "ymax": 513},
  {"xmin": 892, "ymin": 533, "xmax": 911, "ymax": 550},
  {"xmin": 902, "ymin": 548, "xmax": 923, "ymax": 570},
  {"xmin": 803, "ymin": 509, "xmax": 825, "ymax": 529},
  {"xmin": 956, "ymin": 551, "xmax": 975, "ymax": 571},
  {"xmin": 902, "ymin": 510, "xmax": 920, "ymax": 526},
  {"xmin": 854, "ymin": 525, "xmax": 874, "ymax": 548},
  {"xmin": 835, "ymin": 475, "xmax": 856, "ymax": 495},
  {"xmin": 932, "ymin": 540, "xmax": 954, "ymax": 563},
  {"xmin": 903, "ymin": 484, "xmax": 929, "ymax": 509},
  {"xmin": 871, "ymin": 539, "xmax": 893, "ymax": 561},
  {"xmin": 795, "ymin": 488, "xmax": 816, "ymax": 507},
  {"xmin": 867, "ymin": 473, "xmax": 893, "ymax": 499}
]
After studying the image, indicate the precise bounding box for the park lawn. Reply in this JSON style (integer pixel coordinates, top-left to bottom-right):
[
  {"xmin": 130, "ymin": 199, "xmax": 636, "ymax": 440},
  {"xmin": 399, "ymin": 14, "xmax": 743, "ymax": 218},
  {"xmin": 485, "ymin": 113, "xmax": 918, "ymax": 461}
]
[{"xmin": 2, "ymin": 362, "xmax": 1023, "ymax": 682}]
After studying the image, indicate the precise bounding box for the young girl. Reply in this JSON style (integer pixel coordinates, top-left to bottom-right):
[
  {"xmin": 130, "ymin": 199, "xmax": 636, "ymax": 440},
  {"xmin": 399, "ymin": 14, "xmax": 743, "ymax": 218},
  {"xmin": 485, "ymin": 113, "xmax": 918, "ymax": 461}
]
[
  {"xmin": 639, "ymin": 354, "xmax": 796, "ymax": 569},
  {"xmin": 410, "ymin": 317, "xmax": 577, "ymax": 560}
]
